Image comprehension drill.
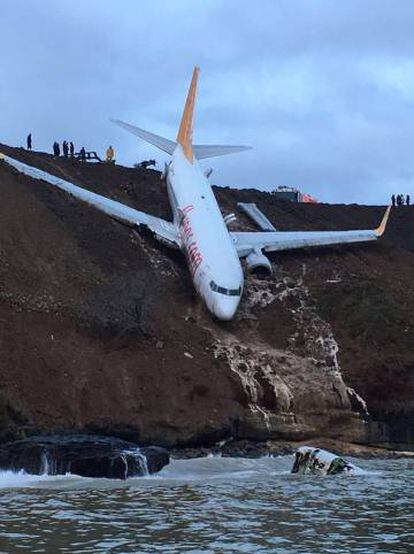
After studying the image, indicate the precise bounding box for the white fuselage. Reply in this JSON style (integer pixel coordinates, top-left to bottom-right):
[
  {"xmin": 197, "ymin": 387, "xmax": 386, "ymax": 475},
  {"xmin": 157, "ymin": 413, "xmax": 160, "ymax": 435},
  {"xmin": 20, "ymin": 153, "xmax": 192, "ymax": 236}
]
[{"xmin": 166, "ymin": 146, "xmax": 244, "ymax": 320}]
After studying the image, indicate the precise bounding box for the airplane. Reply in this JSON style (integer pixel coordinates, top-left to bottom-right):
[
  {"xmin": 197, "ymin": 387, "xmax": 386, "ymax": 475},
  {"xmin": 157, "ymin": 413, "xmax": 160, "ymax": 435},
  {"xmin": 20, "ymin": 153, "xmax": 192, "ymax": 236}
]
[{"xmin": 0, "ymin": 67, "xmax": 391, "ymax": 321}]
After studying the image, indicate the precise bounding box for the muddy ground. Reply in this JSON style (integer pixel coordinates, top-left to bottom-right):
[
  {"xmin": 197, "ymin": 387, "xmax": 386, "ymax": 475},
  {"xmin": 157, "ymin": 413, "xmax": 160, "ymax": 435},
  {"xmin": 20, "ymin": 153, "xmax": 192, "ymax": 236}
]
[{"xmin": 1, "ymin": 144, "xmax": 413, "ymax": 452}]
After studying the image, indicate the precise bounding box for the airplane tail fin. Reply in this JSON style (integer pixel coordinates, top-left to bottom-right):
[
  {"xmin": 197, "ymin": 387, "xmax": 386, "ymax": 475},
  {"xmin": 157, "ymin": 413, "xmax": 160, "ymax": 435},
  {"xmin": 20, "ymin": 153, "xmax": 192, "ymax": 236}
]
[
  {"xmin": 111, "ymin": 66, "xmax": 199, "ymax": 160},
  {"xmin": 112, "ymin": 66, "xmax": 252, "ymax": 161},
  {"xmin": 176, "ymin": 66, "xmax": 199, "ymax": 163}
]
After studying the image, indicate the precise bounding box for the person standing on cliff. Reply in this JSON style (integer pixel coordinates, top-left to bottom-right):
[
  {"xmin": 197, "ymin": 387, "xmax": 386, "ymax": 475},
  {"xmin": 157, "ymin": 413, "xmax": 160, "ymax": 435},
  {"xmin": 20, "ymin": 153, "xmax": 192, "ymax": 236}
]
[
  {"xmin": 62, "ymin": 141, "xmax": 69, "ymax": 158},
  {"xmin": 26, "ymin": 133, "xmax": 32, "ymax": 151},
  {"xmin": 106, "ymin": 145, "xmax": 115, "ymax": 163},
  {"xmin": 53, "ymin": 141, "xmax": 61, "ymax": 157},
  {"xmin": 391, "ymin": 194, "xmax": 396, "ymax": 206},
  {"xmin": 407, "ymin": 194, "xmax": 410, "ymax": 206},
  {"xmin": 69, "ymin": 142, "xmax": 74, "ymax": 157}
]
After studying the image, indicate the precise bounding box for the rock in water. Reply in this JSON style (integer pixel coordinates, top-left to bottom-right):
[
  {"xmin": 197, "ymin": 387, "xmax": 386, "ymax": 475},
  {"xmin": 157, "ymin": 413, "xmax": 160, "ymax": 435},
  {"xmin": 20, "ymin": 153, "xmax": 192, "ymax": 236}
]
[
  {"xmin": 0, "ymin": 435, "xmax": 169, "ymax": 479},
  {"xmin": 139, "ymin": 446, "xmax": 170, "ymax": 474},
  {"xmin": 291, "ymin": 446, "xmax": 362, "ymax": 475}
]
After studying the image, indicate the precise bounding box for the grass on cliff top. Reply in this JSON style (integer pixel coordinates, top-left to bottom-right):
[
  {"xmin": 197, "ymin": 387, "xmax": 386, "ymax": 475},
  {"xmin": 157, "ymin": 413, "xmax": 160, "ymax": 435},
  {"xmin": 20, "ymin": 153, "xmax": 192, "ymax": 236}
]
[{"xmin": 317, "ymin": 280, "xmax": 413, "ymax": 349}]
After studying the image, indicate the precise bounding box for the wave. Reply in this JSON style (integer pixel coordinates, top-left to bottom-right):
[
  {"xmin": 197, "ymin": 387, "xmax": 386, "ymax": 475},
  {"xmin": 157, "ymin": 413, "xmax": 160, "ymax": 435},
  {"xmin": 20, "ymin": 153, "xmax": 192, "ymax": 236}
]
[{"xmin": 0, "ymin": 454, "xmax": 376, "ymax": 490}]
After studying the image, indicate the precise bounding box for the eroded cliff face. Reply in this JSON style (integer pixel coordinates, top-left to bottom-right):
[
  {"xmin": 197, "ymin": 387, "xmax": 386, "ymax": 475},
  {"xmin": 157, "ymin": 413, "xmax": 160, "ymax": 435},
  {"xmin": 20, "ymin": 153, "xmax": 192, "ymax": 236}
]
[{"xmin": 1, "ymin": 144, "xmax": 413, "ymax": 450}]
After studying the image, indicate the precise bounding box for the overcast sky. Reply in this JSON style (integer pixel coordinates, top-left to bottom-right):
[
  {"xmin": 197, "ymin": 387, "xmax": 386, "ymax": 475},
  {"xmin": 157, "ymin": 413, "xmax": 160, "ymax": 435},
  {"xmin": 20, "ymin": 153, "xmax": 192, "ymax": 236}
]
[{"xmin": 2, "ymin": 0, "xmax": 414, "ymax": 204}]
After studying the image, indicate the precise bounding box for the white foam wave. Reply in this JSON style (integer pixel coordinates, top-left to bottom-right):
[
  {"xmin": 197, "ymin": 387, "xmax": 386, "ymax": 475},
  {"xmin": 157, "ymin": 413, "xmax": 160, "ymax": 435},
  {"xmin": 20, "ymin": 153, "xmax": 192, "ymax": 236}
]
[
  {"xmin": 0, "ymin": 469, "xmax": 94, "ymax": 490},
  {"xmin": 0, "ymin": 455, "xmax": 374, "ymax": 490}
]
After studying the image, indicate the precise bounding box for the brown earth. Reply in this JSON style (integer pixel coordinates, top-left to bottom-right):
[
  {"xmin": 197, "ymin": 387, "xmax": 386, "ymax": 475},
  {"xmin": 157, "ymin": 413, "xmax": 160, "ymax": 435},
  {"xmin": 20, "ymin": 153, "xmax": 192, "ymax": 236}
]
[{"xmin": 1, "ymin": 143, "xmax": 413, "ymax": 452}]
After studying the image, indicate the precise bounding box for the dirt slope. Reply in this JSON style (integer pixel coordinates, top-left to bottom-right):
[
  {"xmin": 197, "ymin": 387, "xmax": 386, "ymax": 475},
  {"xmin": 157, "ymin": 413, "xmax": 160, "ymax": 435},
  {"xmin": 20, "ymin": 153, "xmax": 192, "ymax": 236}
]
[{"xmin": 1, "ymin": 144, "xmax": 413, "ymax": 450}]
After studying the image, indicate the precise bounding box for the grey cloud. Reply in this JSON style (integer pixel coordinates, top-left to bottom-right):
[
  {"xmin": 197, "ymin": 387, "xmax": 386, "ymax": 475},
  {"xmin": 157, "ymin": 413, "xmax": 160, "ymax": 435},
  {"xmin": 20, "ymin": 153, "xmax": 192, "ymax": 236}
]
[{"xmin": 1, "ymin": 0, "xmax": 414, "ymax": 204}]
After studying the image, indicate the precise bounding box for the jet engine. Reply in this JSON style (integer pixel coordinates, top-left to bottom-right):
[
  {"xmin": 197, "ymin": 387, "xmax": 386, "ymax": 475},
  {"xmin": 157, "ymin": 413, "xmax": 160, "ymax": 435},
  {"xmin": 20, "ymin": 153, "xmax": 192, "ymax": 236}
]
[{"xmin": 245, "ymin": 249, "xmax": 273, "ymax": 276}]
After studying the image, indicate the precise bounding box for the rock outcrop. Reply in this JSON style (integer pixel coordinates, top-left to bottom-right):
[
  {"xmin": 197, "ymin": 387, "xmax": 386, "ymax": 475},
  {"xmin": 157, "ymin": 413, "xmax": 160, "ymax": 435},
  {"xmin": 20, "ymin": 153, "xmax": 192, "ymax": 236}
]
[
  {"xmin": 0, "ymin": 144, "xmax": 413, "ymax": 452},
  {"xmin": 0, "ymin": 434, "xmax": 169, "ymax": 478}
]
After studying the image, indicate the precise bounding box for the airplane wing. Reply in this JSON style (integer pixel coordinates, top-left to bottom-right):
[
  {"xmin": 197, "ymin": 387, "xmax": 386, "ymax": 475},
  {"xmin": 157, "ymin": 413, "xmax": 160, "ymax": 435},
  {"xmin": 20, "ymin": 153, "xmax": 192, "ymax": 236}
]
[
  {"xmin": 0, "ymin": 153, "xmax": 180, "ymax": 249},
  {"xmin": 231, "ymin": 206, "xmax": 391, "ymax": 257}
]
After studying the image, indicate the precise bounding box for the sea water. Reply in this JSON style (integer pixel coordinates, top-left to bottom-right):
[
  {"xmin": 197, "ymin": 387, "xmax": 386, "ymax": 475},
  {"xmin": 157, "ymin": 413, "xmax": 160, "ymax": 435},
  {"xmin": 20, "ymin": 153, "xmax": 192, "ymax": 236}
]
[{"xmin": 0, "ymin": 455, "xmax": 412, "ymax": 553}]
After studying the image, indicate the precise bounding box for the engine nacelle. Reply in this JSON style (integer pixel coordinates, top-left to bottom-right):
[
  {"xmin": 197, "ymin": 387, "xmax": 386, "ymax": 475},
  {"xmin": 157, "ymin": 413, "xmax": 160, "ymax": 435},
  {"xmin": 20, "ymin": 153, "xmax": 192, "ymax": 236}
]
[
  {"xmin": 245, "ymin": 249, "xmax": 273, "ymax": 277},
  {"xmin": 224, "ymin": 212, "xmax": 237, "ymax": 226}
]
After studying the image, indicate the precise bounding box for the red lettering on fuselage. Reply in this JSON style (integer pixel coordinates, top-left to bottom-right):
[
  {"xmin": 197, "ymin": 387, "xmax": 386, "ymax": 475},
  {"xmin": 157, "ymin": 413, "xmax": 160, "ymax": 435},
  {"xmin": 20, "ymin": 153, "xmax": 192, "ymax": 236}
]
[{"xmin": 178, "ymin": 205, "xmax": 203, "ymax": 276}]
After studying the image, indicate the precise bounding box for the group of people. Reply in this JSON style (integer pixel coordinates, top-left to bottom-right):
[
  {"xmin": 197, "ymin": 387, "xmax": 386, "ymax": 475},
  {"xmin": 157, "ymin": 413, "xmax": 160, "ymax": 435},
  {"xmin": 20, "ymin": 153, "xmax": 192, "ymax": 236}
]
[
  {"xmin": 26, "ymin": 134, "xmax": 114, "ymax": 164},
  {"xmin": 52, "ymin": 140, "xmax": 75, "ymax": 158},
  {"xmin": 391, "ymin": 194, "xmax": 410, "ymax": 207}
]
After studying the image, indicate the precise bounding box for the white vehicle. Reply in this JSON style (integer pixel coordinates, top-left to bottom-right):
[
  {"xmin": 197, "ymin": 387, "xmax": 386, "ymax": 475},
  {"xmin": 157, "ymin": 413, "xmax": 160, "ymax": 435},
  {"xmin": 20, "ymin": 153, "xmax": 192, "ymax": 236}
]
[{"xmin": 1, "ymin": 67, "xmax": 391, "ymax": 320}]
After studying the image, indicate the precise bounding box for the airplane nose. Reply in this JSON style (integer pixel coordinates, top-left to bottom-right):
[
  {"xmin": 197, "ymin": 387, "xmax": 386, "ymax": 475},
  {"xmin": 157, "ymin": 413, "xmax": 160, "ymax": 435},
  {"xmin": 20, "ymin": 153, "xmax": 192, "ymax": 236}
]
[{"xmin": 213, "ymin": 297, "xmax": 239, "ymax": 321}]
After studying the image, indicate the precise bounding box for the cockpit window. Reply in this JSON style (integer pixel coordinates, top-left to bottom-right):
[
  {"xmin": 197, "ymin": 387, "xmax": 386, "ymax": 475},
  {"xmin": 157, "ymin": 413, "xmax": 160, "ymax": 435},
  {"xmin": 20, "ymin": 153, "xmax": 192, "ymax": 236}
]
[{"xmin": 210, "ymin": 281, "xmax": 241, "ymax": 297}]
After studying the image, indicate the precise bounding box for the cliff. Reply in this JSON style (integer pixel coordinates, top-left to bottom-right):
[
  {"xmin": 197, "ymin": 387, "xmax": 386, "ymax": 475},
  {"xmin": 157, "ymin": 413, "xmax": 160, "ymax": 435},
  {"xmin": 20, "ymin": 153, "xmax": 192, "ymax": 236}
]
[{"xmin": 1, "ymin": 144, "xmax": 413, "ymax": 451}]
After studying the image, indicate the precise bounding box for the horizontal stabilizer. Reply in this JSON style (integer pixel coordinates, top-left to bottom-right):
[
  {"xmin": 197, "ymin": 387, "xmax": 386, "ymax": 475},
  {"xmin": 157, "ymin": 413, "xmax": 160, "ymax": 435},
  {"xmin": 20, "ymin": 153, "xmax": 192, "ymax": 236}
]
[
  {"xmin": 111, "ymin": 119, "xmax": 176, "ymax": 155},
  {"xmin": 193, "ymin": 144, "xmax": 252, "ymax": 159},
  {"xmin": 111, "ymin": 119, "xmax": 252, "ymax": 160}
]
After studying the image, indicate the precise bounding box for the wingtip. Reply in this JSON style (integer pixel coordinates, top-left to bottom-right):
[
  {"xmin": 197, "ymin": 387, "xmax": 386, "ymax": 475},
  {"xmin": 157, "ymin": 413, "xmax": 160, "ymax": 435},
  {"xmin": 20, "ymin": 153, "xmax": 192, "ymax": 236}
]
[{"xmin": 375, "ymin": 205, "xmax": 391, "ymax": 237}]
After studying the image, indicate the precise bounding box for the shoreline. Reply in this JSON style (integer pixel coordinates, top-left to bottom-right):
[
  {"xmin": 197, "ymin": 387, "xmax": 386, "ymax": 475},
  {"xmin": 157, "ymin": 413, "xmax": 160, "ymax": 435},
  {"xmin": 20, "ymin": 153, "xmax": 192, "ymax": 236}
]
[{"xmin": 171, "ymin": 438, "xmax": 414, "ymax": 460}]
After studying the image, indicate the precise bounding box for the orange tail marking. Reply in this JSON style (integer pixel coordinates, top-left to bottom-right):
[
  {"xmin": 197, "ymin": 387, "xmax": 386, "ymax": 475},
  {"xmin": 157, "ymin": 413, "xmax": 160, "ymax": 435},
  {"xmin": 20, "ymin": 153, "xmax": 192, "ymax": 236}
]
[{"xmin": 176, "ymin": 67, "xmax": 199, "ymax": 163}]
